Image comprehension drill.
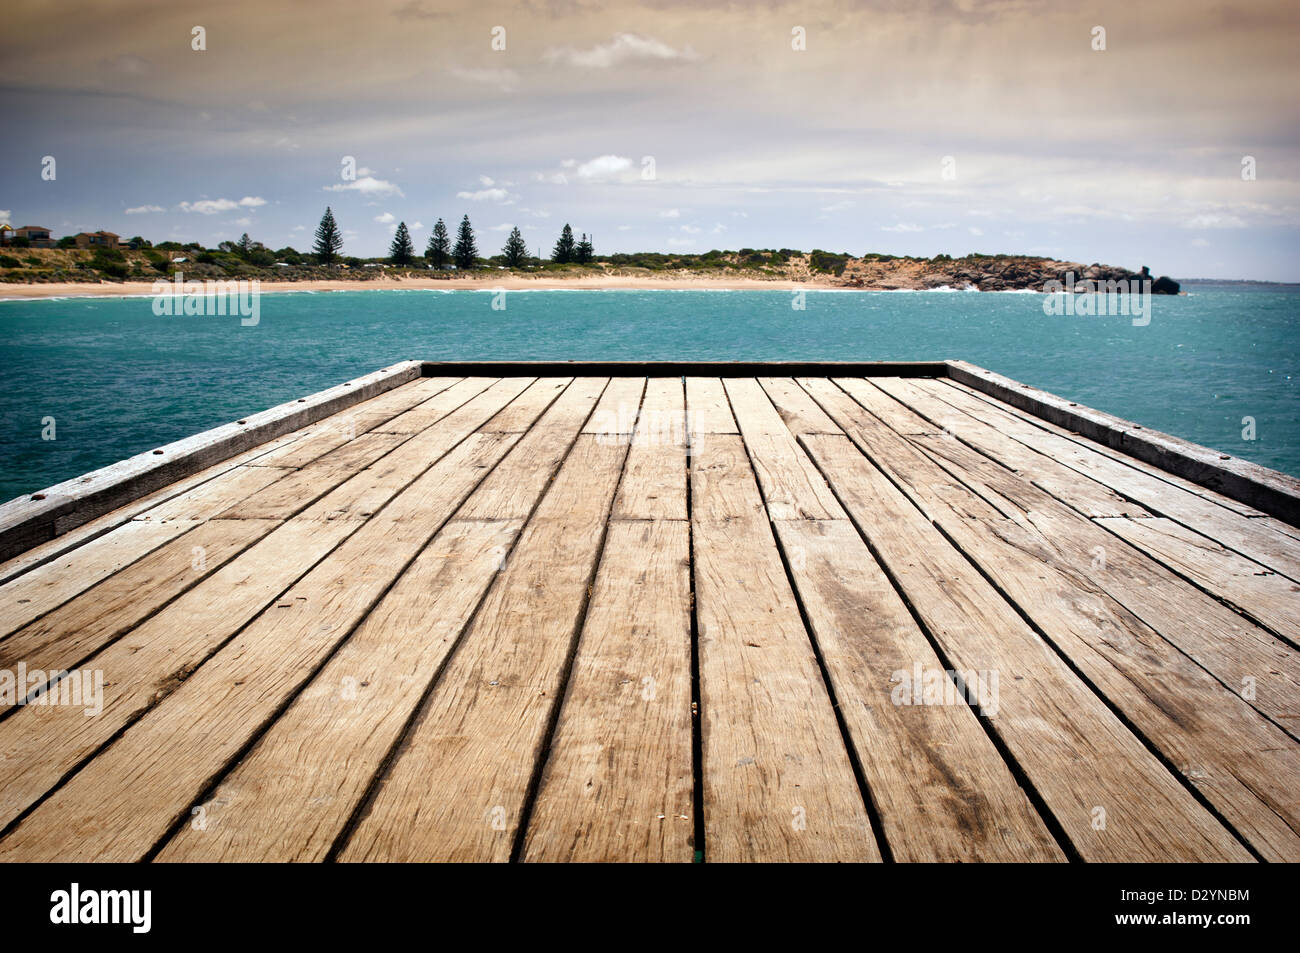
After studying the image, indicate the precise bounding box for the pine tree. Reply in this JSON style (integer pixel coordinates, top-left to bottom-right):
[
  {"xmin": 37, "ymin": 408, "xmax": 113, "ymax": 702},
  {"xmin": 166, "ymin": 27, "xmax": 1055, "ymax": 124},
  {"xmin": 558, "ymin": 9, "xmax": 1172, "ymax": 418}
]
[
  {"xmin": 237, "ymin": 232, "xmax": 253, "ymax": 259},
  {"xmin": 313, "ymin": 207, "xmax": 343, "ymax": 265},
  {"xmin": 502, "ymin": 226, "xmax": 528, "ymax": 268},
  {"xmin": 389, "ymin": 222, "xmax": 415, "ymax": 265},
  {"xmin": 576, "ymin": 232, "xmax": 594, "ymax": 264},
  {"xmin": 453, "ymin": 215, "xmax": 478, "ymax": 270},
  {"xmin": 425, "ymin": 218, "xmax": 451, "ymax": 268},
  {"xmin": 552, "ymin": 224, "xmax": 576, "ymax": 263}
]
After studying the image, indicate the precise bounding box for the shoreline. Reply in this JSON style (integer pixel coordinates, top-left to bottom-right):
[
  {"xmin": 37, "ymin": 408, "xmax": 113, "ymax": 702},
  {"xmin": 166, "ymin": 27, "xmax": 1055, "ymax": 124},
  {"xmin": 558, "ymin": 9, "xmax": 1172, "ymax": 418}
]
[{"xmin": 0, "ymin": 275, "xmax": 857, "ymax": 300}]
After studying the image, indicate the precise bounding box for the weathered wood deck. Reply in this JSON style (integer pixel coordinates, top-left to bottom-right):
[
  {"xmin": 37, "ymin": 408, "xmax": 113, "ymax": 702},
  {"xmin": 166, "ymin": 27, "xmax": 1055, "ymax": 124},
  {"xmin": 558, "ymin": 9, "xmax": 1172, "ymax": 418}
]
[{"xmin": 1, "ymin": 364, "xmax": 1298, "ymax": 862}]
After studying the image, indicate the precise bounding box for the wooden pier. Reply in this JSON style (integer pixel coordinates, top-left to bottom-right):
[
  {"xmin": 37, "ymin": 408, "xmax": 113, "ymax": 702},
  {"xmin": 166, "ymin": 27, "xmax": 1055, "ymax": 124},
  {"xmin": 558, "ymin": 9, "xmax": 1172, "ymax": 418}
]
[{"xmin": 0, "ymin": 361, "xmax": 1297, "ymax": 862}]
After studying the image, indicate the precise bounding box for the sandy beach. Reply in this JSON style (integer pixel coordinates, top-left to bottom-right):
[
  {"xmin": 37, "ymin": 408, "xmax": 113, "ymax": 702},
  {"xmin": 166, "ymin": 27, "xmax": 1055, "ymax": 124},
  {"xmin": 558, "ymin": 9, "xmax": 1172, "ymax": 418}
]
[{"xmin": 0, "ymin": 273, "xmax": 850, "ymax": 300}]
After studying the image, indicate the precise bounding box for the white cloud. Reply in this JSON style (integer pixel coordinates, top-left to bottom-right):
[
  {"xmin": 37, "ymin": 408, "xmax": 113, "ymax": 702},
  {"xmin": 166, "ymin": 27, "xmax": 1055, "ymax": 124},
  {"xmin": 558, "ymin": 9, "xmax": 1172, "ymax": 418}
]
[
  {"xmin": 291, "ymin": 225, "xmax": 306, "ymax": 232},
  {"xmin": 617, "ymin": 225, "xmax": 632, "ymax": 231},
  {"xmin": 1185, "ymin": 213, "xmax": 1246, "ymax": 229},
  {"xmin": 410, "ymin": 221, "xmax": 424, "ymax": 231},
  {"xmin": 229, "ymin": 217, "xmax": 252, "ymax": 227},
  {"xmin": 546, "ymin": 33, "xmax": 698, "ymax": 69},
  {"xmin": 820, "ymin": 200, "xmax": 854, "ymax": 213},
  {"xmin": 125, "ymin": 204, "xmax": 165, "ymax": 214},
  {"xmin": 324, "ymin": 176, "xmax": 404, "ymax": 198},
  {"xmin": 680, "ymin": 224, "xmax": 701, "ymax": 234},
  {"xmin": 0, "ymin": 210, "xmax": 10, "ymax": 221},
  {"xmin": 576, "ymin": 155, "xmax": 633, "ymax": 179},
  {"xmin": 1192, "ymin": 237, "xmax": 1210, "ymax": 247},
  {"xmin": 712, "ymin": 223, "xmax": 727, "ymax": 234},
  {"xmin": 881, "ymin": 222, "xmax": 924, "ymax": 232},
  {"xmin": 457, "ymin": 187, "xmax": 510, "ymax": 202},
  {"xmin": 446, "ymin": 66, "xmax": 518, "ymax": 92},
  {"xmin": 179, "ymin": 196, "xmax": 266, "ymax": 215},
  {"xmin": 488, "ymin": 223, "xmax": 515, "ymax": 232},
  {"xmin": 659, "ymin": 208, "xmax": 681, "ymax": 219},
  {"xmin": 479, "ymin": 175, "xmax": 495, "ymax": 187},
  {"xmin": 374, "ymin": 212, "xmax": 395, "ymax": 224},
  {"xmin": 666, "ymin": 236, "xmax": 695, "ymax": 246},
  {"xmin": 968, "ymin": 226, "xmax": 984, "ymax": 236}
]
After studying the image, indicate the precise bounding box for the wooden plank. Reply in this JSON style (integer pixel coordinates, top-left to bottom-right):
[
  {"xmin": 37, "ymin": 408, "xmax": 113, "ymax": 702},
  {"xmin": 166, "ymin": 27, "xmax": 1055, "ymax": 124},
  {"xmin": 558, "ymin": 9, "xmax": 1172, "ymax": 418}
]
[
  {"xmin": 612, "ymin": 378, "xmax": 687, "ymax": 521},
  {"xmin": 0, "ymin": 518, "xmax": 280, "ymax": 682},
  {"xmin": 870, "ymin": 377, "xmax": 1149, "ymax": 519},
  {"xmin": 0, "ymin": 431, "xmax": 525, "ymax": 862},
  {"xmin": 724, "ymin": 378, "xmax": 845, "ymax": 520},
  {"xmin": 456, "ymin": 378, "xmax": 610, "ymax": 520},
  {"xmin": 522, "ymin": 519, "xmax": 694, "ymax": 861},
  {"xmin": 772, "ymin": 519, "xmax": 1063, "ymax": 861},
  {"xmin": 0, "ymin": 427, "xmax": 304, "ymax": 587},
  {"xmin": 685, "ymin": 377, "xmax": 736, "ymax": 434},
  {"xmin": 758, "ymin": 377, "xmax": 844, "ymax": 436},
  {"xmin": 337, "ymin": 435, "xmax": 629, "ymax": 862},
  {"xmin": 938, "ymin": 376, "xmax": 1267, "ymax": 517},
  {"xmin": 154, "ymin": 517, "xmax": 524, "ymax": 862},
  {"xmin": 154, "ymin": 375, "xmax": 605, "ymax": 862},
  {"xmin": 927, "ymin": 379, "xmax": 1300, "ymax": 580},
  {"xmin": 691, "ymin": 439, "xmax": 880, "ymax": 862},
  {"xmin": 817, "ymin": 377, "xmax": 1300, "ymax": 739},
  {"xmin": 213, "ymin": 432, "xmax": 408, "ymax": 521},
  {"xmin": 248, "ymin": 376, "xmax": 459, "ymax": 468},
  {"xmin": 583, "ymin": 377, "xmax": 646, "ymax": 436},
  {"xmin": 0, "ymin": 380, "xmax": 534, "ymax": 838},
  {"xmin": 687, "ymin": 434, "xmax": 765, "ymax": 523},
  {"xmin": 946, "ymin": 360, "xmax": 1300, "ymax": 525},
  {"xmin": 0, "ymin": 361, "xmax": 425, "ymax": 560},
  {"xmin": 479, "ymin": 377, "xmax": 571, "ymax": 433},
  {"xmin": 367, "ymin": 376, "xmax": 496, "ymax": 435},
  {"xmin": 0, "ymin": 380, "xmax": 453, "ymax": 600},
  {"xmin": 799, "ymin": 430, "xmax": 1252, "ymax": 861},
  {"xmin": 1094, "ymin": 516, "xmax": 1300, "ymax": 649}
]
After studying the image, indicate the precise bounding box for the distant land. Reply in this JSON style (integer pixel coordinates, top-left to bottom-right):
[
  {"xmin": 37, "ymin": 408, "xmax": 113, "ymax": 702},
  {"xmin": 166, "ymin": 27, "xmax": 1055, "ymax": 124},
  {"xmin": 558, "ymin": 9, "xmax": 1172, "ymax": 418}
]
[{"xmin": 0, "ymin": 245, "xmax": 1184, "ymax": 298}]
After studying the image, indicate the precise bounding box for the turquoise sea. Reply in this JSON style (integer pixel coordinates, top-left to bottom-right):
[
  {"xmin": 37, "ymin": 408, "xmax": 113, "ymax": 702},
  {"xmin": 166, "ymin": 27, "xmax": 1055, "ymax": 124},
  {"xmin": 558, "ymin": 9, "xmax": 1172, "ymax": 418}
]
[{"xmin": 0, "ymin": 283, "xmax": 1296, "ymax": 502}]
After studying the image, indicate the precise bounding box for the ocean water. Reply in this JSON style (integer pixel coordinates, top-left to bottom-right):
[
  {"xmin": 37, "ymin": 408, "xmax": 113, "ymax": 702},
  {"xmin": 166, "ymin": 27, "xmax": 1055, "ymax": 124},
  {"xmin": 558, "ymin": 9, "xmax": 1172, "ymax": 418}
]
[{"xmin": 0, "ymin": 284, "xmax": 1296, "ymax": 502}]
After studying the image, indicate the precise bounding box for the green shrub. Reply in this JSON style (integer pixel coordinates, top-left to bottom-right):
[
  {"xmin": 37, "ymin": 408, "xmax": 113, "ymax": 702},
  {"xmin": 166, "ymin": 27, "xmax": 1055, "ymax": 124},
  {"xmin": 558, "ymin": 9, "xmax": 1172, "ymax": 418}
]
[{"xmin": 0, "ymin": 255, "xmax": 20, "ymax": 268}]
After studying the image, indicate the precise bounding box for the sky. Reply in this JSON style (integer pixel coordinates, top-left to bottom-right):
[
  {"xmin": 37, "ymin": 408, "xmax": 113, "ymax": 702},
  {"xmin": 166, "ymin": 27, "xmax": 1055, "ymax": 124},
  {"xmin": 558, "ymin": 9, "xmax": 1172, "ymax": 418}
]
[{"xmin": 1, "ymin": 0, "xmax": 1298, "ymax": 279}]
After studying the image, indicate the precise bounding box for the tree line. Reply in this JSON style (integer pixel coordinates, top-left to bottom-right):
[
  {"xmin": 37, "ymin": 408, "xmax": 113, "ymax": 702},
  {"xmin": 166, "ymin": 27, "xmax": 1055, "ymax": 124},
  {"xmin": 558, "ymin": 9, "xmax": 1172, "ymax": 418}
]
[{"xmin": 313, "ymin": 207, "xmax": 594, "ymax": 269}]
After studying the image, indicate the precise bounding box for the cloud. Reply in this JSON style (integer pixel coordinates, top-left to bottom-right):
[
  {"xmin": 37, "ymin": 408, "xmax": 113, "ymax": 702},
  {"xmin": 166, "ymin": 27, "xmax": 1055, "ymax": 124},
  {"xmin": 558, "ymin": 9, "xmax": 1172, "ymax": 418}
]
[
  {"xmin": 659, "ymin": 208, "xmax": 681, "ymax": 219},
  {"xmin": 457, "ymin": 187, "xmax": 510, "ymax": 202},
  {"xmin": 324, "ymin": 176, "xmax": 404, "ymax": 198},
  {"xmin": 446, "ymin": 66, "xmax": 518, "ymax": 92},
  {"xmin": 374, "ymin": 212, "xmax": 395, "ymax": 224},
  {"xmin": 881, "ymin": 222, "xmax": 924, "ymax": 232},
  {"xmin": 1185, "ymin": 213, "xmax": 1247, "ymax": 229},
  {"xmin": 1192, "ymin": 237, "xmax": 1210, "ymax": 247},
  {"xmin": 179, "ymin": 196, "xmax": 266, "ymax": 215},
  {"xmin": 488, "ymin": 223, "xmax": 515, "ymax": 232},
  {"xmin": 711, "ymin": 223, "xmax": 727, "ymax": 234},
  {"xmin": 229, "ymin": 217, "xmax": 252, "ymax": 226},
  {"xmin": 680, "ymin": 224, "xmax": 701, "ymax": 234},
  {"xmin": 666, "ymin": 236, "xmax": 695, "ymax": 246},
  {"xmin": 617, "ymin": 225, "xmax": 632, "ymax": 231},
  {"xmin": 545, "ymin": 33, "xmax": 699, "ymax": 69},
  {"xmin": 820, "ymin": 200, "xmax": 854, "ymax": 213},
  {"xmin": 576, "ymin": 155, "xmax": 633, "ymax": 179},
  {"xmin": 125, "ymin": 204, "xmax": 164, "ymax": 214},
  {"xmin": 410, "ymin": 221, "xmax": 424, "ymax": 231},
  {"xmin": 968, "ymin": 226, "xmax": 984, "ymax": 236},
  {"xmin": 479, "ymin": 175, "xmax": 495, "ymax": 187}
]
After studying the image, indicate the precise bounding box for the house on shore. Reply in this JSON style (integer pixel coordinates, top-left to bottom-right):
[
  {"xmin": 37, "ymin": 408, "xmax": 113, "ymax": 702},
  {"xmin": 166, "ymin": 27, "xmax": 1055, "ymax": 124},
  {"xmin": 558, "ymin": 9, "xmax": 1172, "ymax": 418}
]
[
  {"xmin": 74, "ymin": 230, "xmax": 120, "ymax": 250},
  {"xmin": 3, "ymin": 225, "xmax": 55, "ymax": 247}
]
